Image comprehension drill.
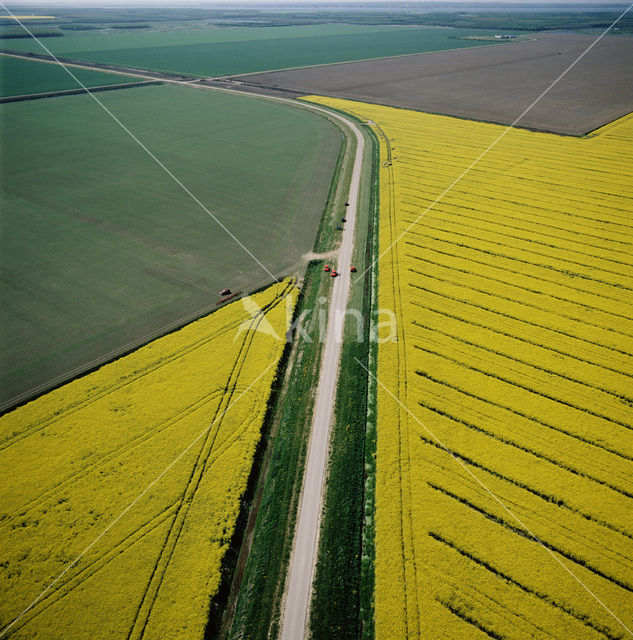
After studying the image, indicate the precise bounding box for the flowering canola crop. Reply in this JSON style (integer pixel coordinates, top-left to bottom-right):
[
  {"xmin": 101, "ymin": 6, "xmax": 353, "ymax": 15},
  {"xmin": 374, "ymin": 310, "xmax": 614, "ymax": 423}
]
[
  {"xmin": 307, "ymin": 97, "xmax": 633, "ymax": 639},
  {"xmin": 0, "ymin": 280, "xmax": 296, "ymax": 639}
]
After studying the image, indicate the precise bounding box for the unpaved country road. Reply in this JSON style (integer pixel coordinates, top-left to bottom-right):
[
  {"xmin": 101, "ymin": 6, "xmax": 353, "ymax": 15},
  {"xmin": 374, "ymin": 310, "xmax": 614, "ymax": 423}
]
[
  {"xmin": 280, "ymin": 109, "xmax": 366, "ymax": 640},
  {"xmin": 2, "ymin": 52, "xmax": 370, "ymax": 635},
  {"xmin": 4, "ymin": 49, "xmax": 368, "ymax": 635}
]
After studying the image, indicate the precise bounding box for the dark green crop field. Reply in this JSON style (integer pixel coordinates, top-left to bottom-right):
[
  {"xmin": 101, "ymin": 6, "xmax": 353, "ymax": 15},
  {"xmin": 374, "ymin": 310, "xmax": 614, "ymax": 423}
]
[
  {"xmin": 3, "ymin": 24, "xmax": 507, "ymax": 76},
  {"xmin": 0, "ymin": 83, "xmax": 341, "ymax": 409},
  {"xmin": 0, "ymin": 55, "xmax": 135, "ymax": 97}
]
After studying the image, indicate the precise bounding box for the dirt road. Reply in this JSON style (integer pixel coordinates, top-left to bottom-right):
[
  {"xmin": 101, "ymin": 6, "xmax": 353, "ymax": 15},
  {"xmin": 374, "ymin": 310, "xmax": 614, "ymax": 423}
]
[
  {"xmin": 1, "ymin": 50, "xmax": 368, "ymax": 634},
  {"xmin": 279, "ymin": 110, "xmax": 365, "ymax": 640}
]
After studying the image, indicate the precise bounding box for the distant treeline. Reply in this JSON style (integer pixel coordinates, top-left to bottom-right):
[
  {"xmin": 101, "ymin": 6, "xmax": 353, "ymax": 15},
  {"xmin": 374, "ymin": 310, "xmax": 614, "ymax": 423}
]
[
  {"xmin": 0, "ymin": 22, "xmax": 152, "ymax": 38},
  {"xmin": 1, "ymin": 8, "xmax": 631, "ymax": 35},
  {"xmin": 206, "ymin": 10, "xmax": 633, "ymax": 32},
  {"xmin": 0, "ymin": 29, "xmax": 63, "ymax": 39}
]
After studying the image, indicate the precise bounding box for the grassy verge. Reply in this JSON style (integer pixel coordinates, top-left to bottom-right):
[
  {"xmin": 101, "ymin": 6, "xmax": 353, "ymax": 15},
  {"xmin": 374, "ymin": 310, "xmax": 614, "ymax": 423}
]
[
  {"xmin": 312, "ymin": 126, "xmax": 351, "ymax": 254},
  {"xmin": 212, "ymin": 103, "xmax": 358, "ymax": 640},
  {"xmin": 360, "ymin": 126, "xmax": 380, "ymax": 640},
  {"xmin": 309, "ymin": 121, "xmax": 379, "ymax": 639},
  {"xmin": 220, "ymin": 260, "xmax": 329, "ymax": 640}
]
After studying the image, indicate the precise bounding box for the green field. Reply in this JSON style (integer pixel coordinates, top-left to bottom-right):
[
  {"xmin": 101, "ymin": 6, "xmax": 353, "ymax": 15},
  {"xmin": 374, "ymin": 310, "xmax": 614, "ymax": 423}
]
[
  {"xmin": 3, "ymin": 24, "xmax": 508, "ymax": 76},
  {"xmin": 0, "ymin": 83, "xmax": 341, "ymax": 409},
  {"xmin": 0, "ymin": 55, "xmax": 136, "ymax": 97}
]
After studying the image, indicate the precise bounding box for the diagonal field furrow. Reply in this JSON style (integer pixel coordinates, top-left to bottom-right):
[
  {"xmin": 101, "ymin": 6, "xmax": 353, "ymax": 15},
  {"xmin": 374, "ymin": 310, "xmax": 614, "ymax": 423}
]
[
  {"xmin": 125, "ymin": 283, "xmax": 293, "ymax": 640},
  {"xmin": 0, "ymin": 280, "xmax": 296, "ymax": 639}
]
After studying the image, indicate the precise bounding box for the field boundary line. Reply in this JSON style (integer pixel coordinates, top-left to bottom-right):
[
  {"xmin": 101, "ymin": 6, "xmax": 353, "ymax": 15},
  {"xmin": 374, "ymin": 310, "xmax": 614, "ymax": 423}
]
[
  {"xmin": 0, "ymin": 4, "xmax": 279, "ymax": 284},
  {"xmin": 0, "ymin": 80, "xmax": 161, "ymax": 103},
  {"xmin": 0, "ymin": 50, "xmax": 194, "ymax": 81},
  {"xmin": 0, "ymin": 359, "xmax": 279, "ymax": 639},
  {"xmin": 221, "ymin": 36, "xmax": 520, "ymax": 79},
  {"xmin": 354, "ymin": 2, "xmax": 633, "ymax": 283},
  {"xmin": 356, "ymin": 357, "xmax": 633, "ymax": 638},
  {"xmin": 278, "ymin": 101, "xmax": 365, "ymax": 640}
]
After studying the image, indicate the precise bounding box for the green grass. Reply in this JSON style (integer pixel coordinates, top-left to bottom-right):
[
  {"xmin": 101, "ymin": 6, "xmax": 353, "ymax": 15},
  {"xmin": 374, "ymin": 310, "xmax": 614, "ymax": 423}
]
[
  {"xmin": 0, "ymin": 84, "xmax": 341, "ymax": 409},
  {"xmin": 3, "ymin": 24, "xmax": 508, "ymax": 77},
  {"xmin": 2, "ymin": 24, "xmax": 393, "ymax": 52},
  {"xmin": 308, "ymin": 118, "xmax": 377, "ymax": 640},
  {"xmin": 222, "ymin": 113, "xmax": 355, "ymax": 640},
  {"xmin": 223, "ymin": 260, "xmax": 327, "ymax": 640},
  {"xmin": 0, "ymin": 55, "xmax": 137, "ymax": 97}
]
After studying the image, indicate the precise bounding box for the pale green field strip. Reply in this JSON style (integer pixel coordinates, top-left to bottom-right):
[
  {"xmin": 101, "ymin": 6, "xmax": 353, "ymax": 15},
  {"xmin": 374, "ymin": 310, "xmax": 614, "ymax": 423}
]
[
  {"xmin": 2, "ymin": 24, "xmax": 507, "ymax": 77},
  {"xmin": 0, "ymin": 83, "xmax": 341, "ymax": 409},
  {"xmin": 0, "ymin": 55, "xmax": 137, "ymax": 97}
]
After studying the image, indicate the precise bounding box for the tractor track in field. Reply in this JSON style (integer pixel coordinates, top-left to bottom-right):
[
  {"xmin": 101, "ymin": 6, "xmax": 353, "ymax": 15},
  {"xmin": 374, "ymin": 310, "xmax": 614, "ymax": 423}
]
[
  {"xmin": 1, "ymin": 50, "xmax": 373, "ymax": 638},
  {"xmin": 125, "ymin": 285, "xmax": 293, "ymax": 640},
  {"xmin": 6, "ymin": 284, "xmax": 294, "ymax": 639}
]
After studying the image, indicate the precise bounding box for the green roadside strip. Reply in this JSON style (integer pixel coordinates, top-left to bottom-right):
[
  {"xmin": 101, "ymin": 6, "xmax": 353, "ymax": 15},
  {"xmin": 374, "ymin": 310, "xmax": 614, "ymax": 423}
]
[
  {"xmin": 313, "ymin": 123, "xmax": 351, "ymax": 254},
  {"xmin": 309, "ymin": 119, "xmax": 379, "ymax": 639},
  {"xmin": 360, "ymin": 125, "xmax": 380, "ymax": 640},
  {"xmin": 211, "ymin": 104, "xmax": 360, "ymax": 640},
  {"xmin": 222, "ymin": 261, "xmax": 329, "ymax": 640}
]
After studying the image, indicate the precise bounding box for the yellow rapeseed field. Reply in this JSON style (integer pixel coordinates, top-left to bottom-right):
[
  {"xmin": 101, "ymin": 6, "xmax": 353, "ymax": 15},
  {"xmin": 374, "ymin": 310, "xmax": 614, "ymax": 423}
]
[
  {"xmin": 0, "ymin": 280, "xmax": 296, "ymax": 639},
  {"xmin": 307, "ymin": 97, "xmax": 633, "ymax": 639}
]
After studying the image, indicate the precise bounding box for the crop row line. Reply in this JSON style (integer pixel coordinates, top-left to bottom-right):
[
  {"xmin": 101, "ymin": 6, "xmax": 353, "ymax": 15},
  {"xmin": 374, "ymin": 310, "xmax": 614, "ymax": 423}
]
[
  {"xmin": 407, "ymin": 239, "xmax": 630, "ymax": 306},
  {"xmin": 402, "ymin": 210, "xmax": 633, "ymax": 269},
  {"xmin": 429, "ymin": 532, "xmax": 625, "ymax": 640},
  {"xmin": 398, "ymin": 172, "xmax": 633, "ymax": 227},
  {"xmin": 399, "ymin": 141, "xmax": 633, "ymax": 173},
  {"xmin": 406, "ymin": 231, "xmax": 632, "ymax": 295},
  {"xmin": 398, "ymin": 178, "xmax": 633, "ymax": 233},
  {"xmin": 399, "ymin": 160, "xmax": 633, "ymax": 210},
  {"xmin": 400, "ymin": 201, "xmax": 633, "ymax": 264},
  {"xmin": 399, "ymin": 193, "xmax": 633, "ymax": 247},
  {"xmin": 400, "ymin": 172, "xmax": 633, "ymax": 225},
  {"xmin": 411, "ymin": 316, "xmax": 632, "ymax": 406},
  {"xmin": 413, "ymin": 357, "xmax": 633, "ymax": 465},
  {"xmin": 418, "ymin": 433, "xmax": 633, "ymax": 543},
  {"xmin": 427, "ymin": 482, "xmax": 633, "ymax": 593},
  {"xmin": 412, "ymin": 325, "xmax": 631, "ymax": 429},
  {"xmin": 408, "ymin": 297, "xmax": 633, "ymax": 387},
  {"xmin": 407, "ymin": 252, "xmax": 633, "ymax": 326},
  {"xmin": 408, "ymin": 288, "xmax": 633, "ymax": 376},
  {"xmin": 409, "ymin": 283, "xmax": 630, "ymax": 377},
  {"xmin": 400, "ymin": 144, "xmax": 632, "ymax": 181},
  {"xmin": 399, "ymin": 154, "xmax": 633, "ymax": 193},
  {"xmin": 415, "ymin": 394, "xmax": 632, "ymax": 499},
  {"xmin": 404, "ymin": 224, "xmax": 633, "ymax": 289},
  {"xmin": 416, "ymin": 371, "xmax": 633, "ymax": 484},
  {"xmin": 431, "ymin": 563, "xmax": 558, "ymax": 638},
  {"xmin": 400, "ymin": 197, "xmax": 633, "ymax": 253},
  {"xmin": 413, "ymin": 343, "xmax": 633, "ymax": 432},
  {"xmin": 436, "ymin": 597, "xmax": 506, "ymax": 640},
  {"xmin": 408, "ymin": 266, "xmax": 633, "ymax": 344}
]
